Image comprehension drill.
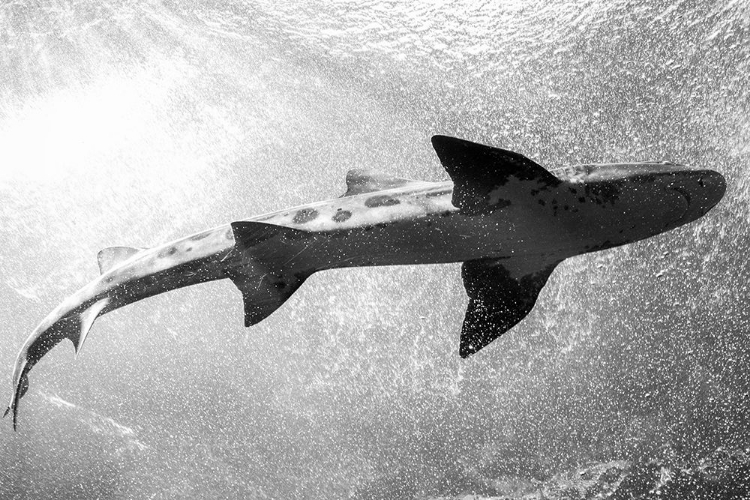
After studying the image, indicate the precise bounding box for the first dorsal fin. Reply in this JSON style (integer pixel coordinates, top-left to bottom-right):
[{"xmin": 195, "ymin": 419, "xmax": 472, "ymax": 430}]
[
  {"xmin": 97, "ymin": 247, "xmax": 143, "ymax": 274},
  {"xmin": 431, "ymin": 135, "xmax": 561, "ymax": 215},
  {"xmin": 342, "ymin": 169, "xmax": 424, "ymax": 197}
]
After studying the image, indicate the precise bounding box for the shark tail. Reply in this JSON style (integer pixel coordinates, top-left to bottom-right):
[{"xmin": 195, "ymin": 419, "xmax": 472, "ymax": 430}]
[{"xmin": 5, "ymin": 297, "xmax": 110, "ymax": 430}]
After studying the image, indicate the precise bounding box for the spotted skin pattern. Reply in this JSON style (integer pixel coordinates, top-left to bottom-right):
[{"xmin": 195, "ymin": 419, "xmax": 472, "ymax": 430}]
[{"xmin": 5, "ymin": 136, "xmax": 726, "ymax": 429}]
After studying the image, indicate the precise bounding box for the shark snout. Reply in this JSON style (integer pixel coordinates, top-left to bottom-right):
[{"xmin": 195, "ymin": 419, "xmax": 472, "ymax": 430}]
[{"xmin": 667, "ymin": 169, "xmax": 726, "ymax": 224}]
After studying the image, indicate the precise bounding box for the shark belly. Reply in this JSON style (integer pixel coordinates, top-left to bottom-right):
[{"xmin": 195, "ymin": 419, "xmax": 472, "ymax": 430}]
[
  {"xmin": 312, "ymin": 214, "xmax": 506, "ymax": 268},
  {"xmin": 301, "ymin": 207, "xmax": 578, "ymax": 271}
]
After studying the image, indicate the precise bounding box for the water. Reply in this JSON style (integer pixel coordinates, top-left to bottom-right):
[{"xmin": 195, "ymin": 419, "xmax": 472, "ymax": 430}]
[{"xmin": 0, "ymin": 1, "xmax": 748, "ymax": 498}]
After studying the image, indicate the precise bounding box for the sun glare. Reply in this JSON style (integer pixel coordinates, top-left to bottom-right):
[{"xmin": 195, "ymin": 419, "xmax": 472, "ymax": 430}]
[{"xmin": 0, "ymin": 77, "xmax": 151, "ymax": 183}]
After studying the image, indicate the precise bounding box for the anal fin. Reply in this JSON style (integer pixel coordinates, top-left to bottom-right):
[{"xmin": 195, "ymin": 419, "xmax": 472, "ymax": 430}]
[
  {"xmin": 460, "ymin": 257, "xmax": 560, "ymax": 357},
  {"xmin": 75, "ymin": 297, "xmax": 111, "ymax": 356}
]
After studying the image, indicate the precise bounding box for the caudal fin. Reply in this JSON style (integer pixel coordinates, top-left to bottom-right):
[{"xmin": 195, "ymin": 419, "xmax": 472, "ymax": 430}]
[{"xmin": 6, "ymin": 297, "xmax": 110, "ymax": 429}]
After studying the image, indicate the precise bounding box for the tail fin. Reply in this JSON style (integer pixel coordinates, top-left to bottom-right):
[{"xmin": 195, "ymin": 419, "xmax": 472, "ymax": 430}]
[{"xmin": 6, "ymin": 297, "xmax": 110, "ymax": 429}]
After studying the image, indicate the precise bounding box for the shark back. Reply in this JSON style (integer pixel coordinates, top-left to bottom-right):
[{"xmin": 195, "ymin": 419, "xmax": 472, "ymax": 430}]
[{"xmin": 342, "ymin": 170, "xmax": 431, "ymax": 197}]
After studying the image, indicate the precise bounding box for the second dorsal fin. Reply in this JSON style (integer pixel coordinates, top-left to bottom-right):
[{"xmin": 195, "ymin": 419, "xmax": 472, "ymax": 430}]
[
  {"xmin": 342, "ymin": 169, "xmax": 424, "ymax": 197},
  {"xmin": 97, "ymin": 247, "xmax": 144, "ymax": 274}
]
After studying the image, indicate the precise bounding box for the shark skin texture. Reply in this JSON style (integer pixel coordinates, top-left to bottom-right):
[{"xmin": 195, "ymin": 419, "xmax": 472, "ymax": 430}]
[{"xmin": 5, "ymin": 135, "xmax": 726, "ymax": 429}]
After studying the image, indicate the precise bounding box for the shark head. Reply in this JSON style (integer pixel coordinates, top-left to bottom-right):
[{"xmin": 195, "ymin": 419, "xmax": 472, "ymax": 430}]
[
  {"xmin": 651, "ymin": 162, "xmax": 727, "ymax": 228},
  {"xmin": 557, "ymin": 160, "xmax": 726, "ymax": 238}
]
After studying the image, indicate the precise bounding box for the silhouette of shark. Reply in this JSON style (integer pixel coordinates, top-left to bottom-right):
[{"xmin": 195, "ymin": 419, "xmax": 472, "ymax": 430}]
[{"xmin": 6, "ymin": 136, "xmax": 726, "ymax": 428}]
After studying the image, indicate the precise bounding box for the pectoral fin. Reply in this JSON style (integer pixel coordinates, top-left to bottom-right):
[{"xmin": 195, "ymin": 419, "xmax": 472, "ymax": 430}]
[
  {"xmin": 74, "ymin": 297, "xmax": 111, "ymax": 355},
  {"xmin": 225, "ymin": 268, "xmax": 311, "ymax": 326},
  {"xmin": 228, "ymin": 221, "xmax": 316, "ymax": 326},
  {"xmin": 460, "ymin": 257, "xmax": 560, "ymax": 357}
]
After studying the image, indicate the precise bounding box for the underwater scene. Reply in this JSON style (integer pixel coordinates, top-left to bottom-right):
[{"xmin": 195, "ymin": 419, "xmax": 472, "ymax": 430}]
[{"xmin": 0, "ymin": 1, "xmax": 748, "ymax": 498}]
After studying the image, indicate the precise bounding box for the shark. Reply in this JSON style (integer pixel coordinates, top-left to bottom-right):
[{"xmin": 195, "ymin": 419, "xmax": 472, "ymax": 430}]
[{"xmin": 5, "ymin": 135, "xmax": 726, "ymax": 428}]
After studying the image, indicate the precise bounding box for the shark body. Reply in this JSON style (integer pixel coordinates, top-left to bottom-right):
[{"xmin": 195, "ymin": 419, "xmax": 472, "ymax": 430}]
[{"xmin": 6, "ymin": 136, "xmax": 726, "ymax": 428}]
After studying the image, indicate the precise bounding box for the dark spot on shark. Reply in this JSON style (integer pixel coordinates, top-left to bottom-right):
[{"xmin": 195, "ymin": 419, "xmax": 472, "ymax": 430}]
[
  {"xmin": 441, "ymin": 211, "xmax": 451, "ymax": 217},
  {"xmin": 564, "ymin": 205, "xmax": 569, "ymax": 211},
  {"xmin": 332, "ymin": 210, "xmax": 352, "ymax": 223},
  {"xmin": 578, "ymin": 197, "xmax": 586, "ymax": 203},
  {"xmin": 585, "ymin": 183, "xmax": 621, "ymax": 204},
  {"xmin": 365, "ymin": 195, "xmax": 400, "ymax": 208},
  {"xmin": 186, "ymin": 246, "xmax": 193, "ymax": 252},
  {"xmin": 293, "ymin": 208, "xmax": 319, "ymax": 224},
  {"xmin": 569, "ymin": 187, "xmax": 577, "ymax": 194},
  {"xmin": 270, "ymin": 278, "xmax": 287, "ymax": 290},
  {"xmin": 494, "ymin": 199, "xmax": 511, "ymax": 210},
  {"xmin": 538, "ymin": 199, "xmax": 546, "ymax": 206},
  {"xmin": 158, "ymin": 246, "xmax": 179, "ymax": 259},
  {"xmin": 634, "ymin": 175, "xmax": 658, "ymax": 184}
]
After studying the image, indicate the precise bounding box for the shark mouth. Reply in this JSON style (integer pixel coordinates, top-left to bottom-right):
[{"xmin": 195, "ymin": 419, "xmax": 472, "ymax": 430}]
[{"xmin": 664, "ymin": 185, "xmax": 691, "ymax": 229}]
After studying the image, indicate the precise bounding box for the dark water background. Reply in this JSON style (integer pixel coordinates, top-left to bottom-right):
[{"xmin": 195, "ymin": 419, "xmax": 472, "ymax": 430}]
[{"xmin": 0, "ymin": 1, "xmax": 748, "ymax": 498}]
